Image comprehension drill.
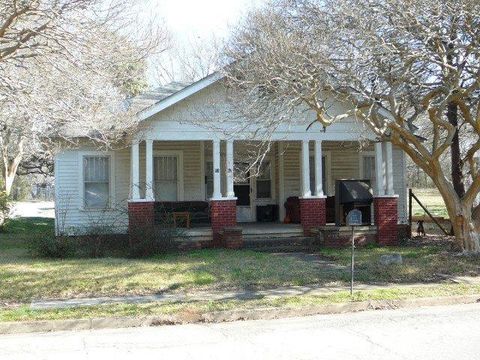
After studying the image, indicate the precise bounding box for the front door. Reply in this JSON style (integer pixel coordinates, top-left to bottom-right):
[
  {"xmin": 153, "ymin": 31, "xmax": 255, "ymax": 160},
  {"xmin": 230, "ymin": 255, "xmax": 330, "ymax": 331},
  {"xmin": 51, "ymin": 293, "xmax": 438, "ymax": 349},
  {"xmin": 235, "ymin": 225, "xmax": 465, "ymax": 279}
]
[
  {"xmin": 154, "ymin": 155, "xmax": 179, "ymax": 201},
  {"xmin": 234, "ymin": 162, "xmax": 254, "ymax": 222}
]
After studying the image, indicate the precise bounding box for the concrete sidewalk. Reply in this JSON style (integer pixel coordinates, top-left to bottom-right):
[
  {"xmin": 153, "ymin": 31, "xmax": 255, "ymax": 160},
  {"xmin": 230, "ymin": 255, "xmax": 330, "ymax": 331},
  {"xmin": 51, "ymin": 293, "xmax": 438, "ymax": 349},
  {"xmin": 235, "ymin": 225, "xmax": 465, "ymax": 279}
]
[
  {"xmin": 2, "ymin": 302, "xmax": 480, "ymax": 358},
  {"xmin": 30, "ymin": 275, "xmax": 480, "ymax": 310}
]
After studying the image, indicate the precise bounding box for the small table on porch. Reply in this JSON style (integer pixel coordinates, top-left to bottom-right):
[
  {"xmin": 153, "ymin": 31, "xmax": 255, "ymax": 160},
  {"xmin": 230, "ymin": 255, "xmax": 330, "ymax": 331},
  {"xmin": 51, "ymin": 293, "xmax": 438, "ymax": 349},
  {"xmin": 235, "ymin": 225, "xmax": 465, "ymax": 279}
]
[{"xmin": 173, "ymin": 211, "xmax": 191, "ymax": 228}]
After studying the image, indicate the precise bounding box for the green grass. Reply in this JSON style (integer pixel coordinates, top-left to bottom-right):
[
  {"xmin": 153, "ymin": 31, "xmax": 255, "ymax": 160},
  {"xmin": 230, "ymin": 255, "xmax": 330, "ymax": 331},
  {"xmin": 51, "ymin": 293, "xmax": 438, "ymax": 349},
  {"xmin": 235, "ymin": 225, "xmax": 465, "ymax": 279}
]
[
  {"xmin": 1, "ymin": 283, "xmax": 479, "ymax": 322},
  {"xmin": 320, "ymin": 245, "xmax": 480, "ymax": 283},
  {"xmin": 1, "ymin": 217, "xmax": 479, "ymax": 306},
  {"xmin": 411, "ymin": 188, "xmax": 448, "ymax": 218},
  {"xmin": 0, "ymin": 218, "xmax": 340, "ymax": 302}
]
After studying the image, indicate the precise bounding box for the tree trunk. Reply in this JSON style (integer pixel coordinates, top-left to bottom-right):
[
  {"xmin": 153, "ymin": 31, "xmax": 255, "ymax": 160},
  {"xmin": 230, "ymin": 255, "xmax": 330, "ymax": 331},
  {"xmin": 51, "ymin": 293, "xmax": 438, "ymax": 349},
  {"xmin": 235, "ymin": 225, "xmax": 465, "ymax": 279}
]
[
  {"xmin": 447, "ymin": 103, "xmax": 465, "ymax": 197},
  {"xmin": 447, "ymin": 102, "xmax": 466, "ymax": 236},
  {"xmin": 3, "ymin": 171, "xmax": 15, "ymax": 196},
  {"xmin": 449, "ymin": 204, "xmax": 480, "ymax": 252},
  {"xmin": 2, "ymin": 160, "xmax": 20, "ymax": 196},
  {"xmin": 441, "ymin": 191, "xmax": 480, "ymax": 252},
  {"xmin": 1, "ymin": 137, "xmax": 24, "ymax": 196}
]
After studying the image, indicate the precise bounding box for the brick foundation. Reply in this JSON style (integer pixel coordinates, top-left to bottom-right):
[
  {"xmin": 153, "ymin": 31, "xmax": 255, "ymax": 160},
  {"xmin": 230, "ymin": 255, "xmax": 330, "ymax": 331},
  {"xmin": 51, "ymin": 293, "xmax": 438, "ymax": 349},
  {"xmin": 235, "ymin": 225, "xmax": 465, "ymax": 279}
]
[
  {"xmin": 210, "ymin": 199, "xmax": 237, "ymax": 247},
  {"xmin": 299, "ymin": 197, "xmax": 326, "ymax": 236},
  {"xmin": 315, "ymin": 227, "xmax": 377, "ymax": 248},
  {"xmin": 374, "ymin": 196, "xmax": 398, "ymax": 246},
  {"xmin": 128, "ymin": 201, "xmax": 155, "ymax": 243}
]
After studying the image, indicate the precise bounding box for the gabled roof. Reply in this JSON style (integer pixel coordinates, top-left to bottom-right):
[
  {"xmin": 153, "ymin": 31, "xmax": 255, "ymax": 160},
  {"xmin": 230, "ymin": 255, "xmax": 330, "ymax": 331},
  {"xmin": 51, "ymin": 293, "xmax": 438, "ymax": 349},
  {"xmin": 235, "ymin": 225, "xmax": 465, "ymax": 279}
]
[
  {"xmin": 135, "ymin": 72, "xmax": 223, "ymax": 121},
  {"xmin": 127, "ymin": 81, "xmax": 192, "ymax": 114}
]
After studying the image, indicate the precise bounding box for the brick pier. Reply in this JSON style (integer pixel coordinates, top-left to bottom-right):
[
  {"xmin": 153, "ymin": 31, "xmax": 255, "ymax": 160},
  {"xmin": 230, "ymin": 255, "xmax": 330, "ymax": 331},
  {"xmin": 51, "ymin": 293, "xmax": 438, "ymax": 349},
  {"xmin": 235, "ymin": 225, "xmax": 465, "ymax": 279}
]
[
  {"xmin": 128, "ymin": 201, "xmax": 155, "ymax": 243},
  {"xmin": 299, "ymin": 197, "xmax": 327, "ymax": 236},
  {"xmin": 374, "ymin": 196, "xmax": 399, "ymax": 246},
  {"xmin": 210, "ymin": 199, "xmax": 237, "ymax": 247}
]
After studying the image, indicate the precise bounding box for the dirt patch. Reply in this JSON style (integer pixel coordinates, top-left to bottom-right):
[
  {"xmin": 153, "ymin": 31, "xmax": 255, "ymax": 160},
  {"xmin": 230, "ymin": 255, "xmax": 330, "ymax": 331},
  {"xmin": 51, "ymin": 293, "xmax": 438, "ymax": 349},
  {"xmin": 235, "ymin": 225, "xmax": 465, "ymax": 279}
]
[{"xmin": 407, "ymin": 234, "xmax": 456, "ymax": 247}]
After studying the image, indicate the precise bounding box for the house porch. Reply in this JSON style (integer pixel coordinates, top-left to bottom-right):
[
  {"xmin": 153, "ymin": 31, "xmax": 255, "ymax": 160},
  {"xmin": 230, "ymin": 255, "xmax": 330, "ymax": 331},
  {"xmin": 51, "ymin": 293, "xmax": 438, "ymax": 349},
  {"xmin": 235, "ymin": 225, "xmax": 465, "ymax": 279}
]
[{"xmin": 128, "ymin": 138, "xmax": 402, "ymax": 248}]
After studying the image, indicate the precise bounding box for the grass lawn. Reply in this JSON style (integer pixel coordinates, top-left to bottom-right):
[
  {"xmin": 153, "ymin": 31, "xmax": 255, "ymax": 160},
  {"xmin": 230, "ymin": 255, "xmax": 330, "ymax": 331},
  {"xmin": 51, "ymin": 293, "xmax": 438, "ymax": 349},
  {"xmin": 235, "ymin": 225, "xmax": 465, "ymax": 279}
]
[
  {"xmin": 1, "ymin": 217, "xmax": 480, "ymax": 305},
  {"xmin": 1, "ymin": 216, "xmax": 480, "ymax": 323},
  {"xmin": 411, "ymin": 188, "xmax": 448, "ymax": 218}
]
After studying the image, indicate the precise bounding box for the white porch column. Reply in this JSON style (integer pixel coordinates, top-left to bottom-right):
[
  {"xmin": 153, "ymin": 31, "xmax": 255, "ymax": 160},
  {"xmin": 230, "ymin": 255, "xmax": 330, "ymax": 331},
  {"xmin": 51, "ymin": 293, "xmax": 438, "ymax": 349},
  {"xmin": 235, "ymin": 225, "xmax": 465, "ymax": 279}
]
[
  {"xmin": 374, "ymin": 142, "xmax": 385, "ymax": 196},
  {"xmin": 385, "ymin": 141, "xmax": 394, "ymax": 195},
  {"xmin": 314, "ymin": 140, "xmax": 324, "ymax": 197},
  {"xmin": 278, "ymin": 142, "xmax": 286, "ymax": 221},
  {"xmin": 131, "ymin": 141, "xmax": 140, "ymax": 200},
  {"xmin": 212, "ymin": 139, "xmax": 222, "ymax": 199},
  {"xmin": 145, "ymin": 139, "xmax": 154, "ymax": 201},
  {"xmin": 226, "ymin": 140, "xmax": 235, "ymax": 198},
  {"xmin": 301, "ymin": 140, "xmax": 312, "ymax": 198}
]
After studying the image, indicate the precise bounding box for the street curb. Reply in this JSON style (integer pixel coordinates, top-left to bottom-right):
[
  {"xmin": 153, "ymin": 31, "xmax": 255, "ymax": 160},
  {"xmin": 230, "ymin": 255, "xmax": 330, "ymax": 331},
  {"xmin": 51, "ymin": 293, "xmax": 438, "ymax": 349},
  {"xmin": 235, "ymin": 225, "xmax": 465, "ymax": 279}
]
[{"xmin": 1, "ymin": 294, "xmax": 479, "ymax": 335}]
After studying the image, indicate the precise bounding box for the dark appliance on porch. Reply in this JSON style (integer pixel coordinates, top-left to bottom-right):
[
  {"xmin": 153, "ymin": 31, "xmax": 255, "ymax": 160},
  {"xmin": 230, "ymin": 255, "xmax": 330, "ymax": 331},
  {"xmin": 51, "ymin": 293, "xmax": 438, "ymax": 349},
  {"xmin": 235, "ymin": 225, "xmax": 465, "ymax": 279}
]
[{"xmin": 335, "ymin": 180, "xmax": 373, "ymax": 226}]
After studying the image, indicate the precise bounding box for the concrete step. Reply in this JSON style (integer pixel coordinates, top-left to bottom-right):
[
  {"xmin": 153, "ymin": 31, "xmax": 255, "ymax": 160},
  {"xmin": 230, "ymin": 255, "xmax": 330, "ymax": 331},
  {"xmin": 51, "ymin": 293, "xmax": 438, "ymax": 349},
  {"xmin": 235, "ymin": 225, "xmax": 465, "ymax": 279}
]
[{"xmin": 242, "ymin": 231, "xmax": 305, "ymax": 241}]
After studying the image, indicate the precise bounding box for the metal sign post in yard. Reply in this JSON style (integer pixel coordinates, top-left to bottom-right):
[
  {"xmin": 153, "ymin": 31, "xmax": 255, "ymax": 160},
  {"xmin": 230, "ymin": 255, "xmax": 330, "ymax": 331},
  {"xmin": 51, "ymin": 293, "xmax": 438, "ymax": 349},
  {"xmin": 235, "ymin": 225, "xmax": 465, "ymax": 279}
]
[{"xmin": 346, "ymin": 209, "xmax": 362, "ymax": 295}]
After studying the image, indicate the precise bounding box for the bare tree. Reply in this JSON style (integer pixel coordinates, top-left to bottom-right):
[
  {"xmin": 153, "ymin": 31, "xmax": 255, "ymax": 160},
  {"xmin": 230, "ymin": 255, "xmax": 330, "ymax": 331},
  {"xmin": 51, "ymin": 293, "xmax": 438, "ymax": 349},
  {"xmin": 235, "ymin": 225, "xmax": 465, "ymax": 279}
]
[
  {"xmin": 154, "ymin": 34, "xmax": 221, "ymax": 84},
  {"xmin": 0, "ymin": 0, "xmax": 167, "ymax": 198},
  {"xmin": 224, "ymin": 0, "xmax": 480, "ymax": 252}
]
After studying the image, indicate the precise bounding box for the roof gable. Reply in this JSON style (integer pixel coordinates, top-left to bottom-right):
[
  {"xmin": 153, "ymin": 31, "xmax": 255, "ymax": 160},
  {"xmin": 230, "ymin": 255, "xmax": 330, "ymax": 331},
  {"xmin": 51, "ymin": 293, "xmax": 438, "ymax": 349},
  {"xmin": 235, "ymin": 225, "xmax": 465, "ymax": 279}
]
[{"xmin": 136, "ymin": 72, "xmax": 223, "ymax": 121}]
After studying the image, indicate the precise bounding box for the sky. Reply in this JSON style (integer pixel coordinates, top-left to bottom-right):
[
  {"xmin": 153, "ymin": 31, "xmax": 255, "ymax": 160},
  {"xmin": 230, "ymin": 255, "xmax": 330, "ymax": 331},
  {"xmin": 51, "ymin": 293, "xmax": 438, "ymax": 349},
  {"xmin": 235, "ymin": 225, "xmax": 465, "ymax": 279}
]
[
  {"xmin": 138, "ymin": 0, "xmax": 266, "ymax": 84},
  {"xmin": 145, "ymin": 0, "xmax": 264, "ymax": 40}
]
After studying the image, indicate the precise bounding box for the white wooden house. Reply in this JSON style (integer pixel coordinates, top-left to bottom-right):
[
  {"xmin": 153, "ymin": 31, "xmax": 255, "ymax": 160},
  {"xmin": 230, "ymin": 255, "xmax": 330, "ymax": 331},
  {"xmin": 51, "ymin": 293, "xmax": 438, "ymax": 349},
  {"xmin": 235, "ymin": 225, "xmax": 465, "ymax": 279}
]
[{"xmin": 54, "ymin": 72, "xmax": 408, "ymax": 247}]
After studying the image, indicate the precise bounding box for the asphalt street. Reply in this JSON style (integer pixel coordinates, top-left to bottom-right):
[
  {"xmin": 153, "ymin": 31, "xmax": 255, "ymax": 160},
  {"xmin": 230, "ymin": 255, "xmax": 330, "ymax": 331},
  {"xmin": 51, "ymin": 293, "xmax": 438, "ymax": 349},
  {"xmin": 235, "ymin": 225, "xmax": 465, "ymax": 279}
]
[{"xmin": 1, "ymin": 303, "xmax": 479, "ymax": 360}]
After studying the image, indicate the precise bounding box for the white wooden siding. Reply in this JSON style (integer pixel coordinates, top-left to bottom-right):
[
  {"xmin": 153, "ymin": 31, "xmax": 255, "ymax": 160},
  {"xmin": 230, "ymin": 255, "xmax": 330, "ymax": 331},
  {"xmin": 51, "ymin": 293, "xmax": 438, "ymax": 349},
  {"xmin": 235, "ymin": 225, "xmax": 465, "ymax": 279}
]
[
  {"xmin": 55, "ymin": 146, "xmax": 130, "ymax": 235},
  {"xmin": 55, "ymin": 141, "xmax": 407, "ymax": 233}
]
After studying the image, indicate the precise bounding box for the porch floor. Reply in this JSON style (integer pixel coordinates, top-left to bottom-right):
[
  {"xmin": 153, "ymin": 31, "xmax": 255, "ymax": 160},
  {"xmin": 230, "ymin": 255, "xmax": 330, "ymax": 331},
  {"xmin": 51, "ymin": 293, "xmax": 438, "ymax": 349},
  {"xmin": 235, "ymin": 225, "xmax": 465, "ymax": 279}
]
[{"xmin": 178, "ymin": 222, "xmax": 303, "ymax": 241}]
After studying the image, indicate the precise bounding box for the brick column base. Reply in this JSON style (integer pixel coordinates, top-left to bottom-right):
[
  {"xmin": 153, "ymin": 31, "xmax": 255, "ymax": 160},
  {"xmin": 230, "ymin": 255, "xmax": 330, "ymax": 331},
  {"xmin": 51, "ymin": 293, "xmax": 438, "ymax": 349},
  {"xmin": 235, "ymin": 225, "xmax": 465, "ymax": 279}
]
[
  {"xmin": 299, "ymin": 197, "xmax": 326, "ymax": 236},
  {"xmin": 128, "ymin": 201, "xmax": 155, "ymax": 243},
  {"xmin": 374, "ymin": 196, "xmax": 398, "ymax": 246},
  {"xmin": 210, "ymin": 199, "xmax": 237, "ymax": 247},
  {"xmin": 223, "ymin": 227, "xmax": 243, "ymax": 249}
]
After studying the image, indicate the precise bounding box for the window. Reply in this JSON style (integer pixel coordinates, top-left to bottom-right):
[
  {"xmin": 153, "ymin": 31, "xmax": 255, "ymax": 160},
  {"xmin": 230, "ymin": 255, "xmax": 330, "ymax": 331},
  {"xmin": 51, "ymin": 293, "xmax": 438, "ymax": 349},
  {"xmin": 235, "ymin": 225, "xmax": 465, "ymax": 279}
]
[
  {"xmin": 154, "ymin": 155, "xmax": 178, "ymax": 201},
  {"xmin": 362, "ymin": 155, "xmax": 376, "ymax": 191},
  {"xmin": 309, "ymin": 156, "xmax": 327, "ymax": 195},
  {"xmin": 256, "ymin": 161, "xmax": 272, "ymax": 199},
  {"xmin": 83, "ymin": 156, "xmax": 110, "ymax": 209}
]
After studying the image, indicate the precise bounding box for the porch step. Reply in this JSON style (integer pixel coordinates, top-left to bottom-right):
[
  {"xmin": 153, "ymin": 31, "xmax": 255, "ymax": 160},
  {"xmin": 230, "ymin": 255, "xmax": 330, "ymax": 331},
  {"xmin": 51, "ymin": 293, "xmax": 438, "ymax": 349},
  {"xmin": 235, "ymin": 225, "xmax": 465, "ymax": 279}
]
[
  {"xmin": 244, "ymin": 236, "xmax": 314, "ymax": 252},
  {"xmin": 242, "ymin": 225, "xmax": 304, "ymax": 241},
  {"xmin": 174, "ymin": 227, "xmax": 213, "ymax": 243}
]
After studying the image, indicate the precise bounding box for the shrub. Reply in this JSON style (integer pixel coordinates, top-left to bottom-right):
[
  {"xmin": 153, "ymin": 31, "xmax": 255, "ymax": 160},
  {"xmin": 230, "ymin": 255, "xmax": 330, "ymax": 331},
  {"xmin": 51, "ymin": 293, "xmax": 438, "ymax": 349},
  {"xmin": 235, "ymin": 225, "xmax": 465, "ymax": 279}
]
[
  {"xmin": 28, "ymin": 222, "xmax": 182, "ymax": 259},
  {"xmin": 75, "ymin": 225, "xmax": 129, "ymax": 258},
  {"xmin": 128, "ymin": 227, "xmax": 180, "ymax": 258},
  {"xmin": 27, "ymin": 233, "xmax": 77, "ymax": 258}
]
